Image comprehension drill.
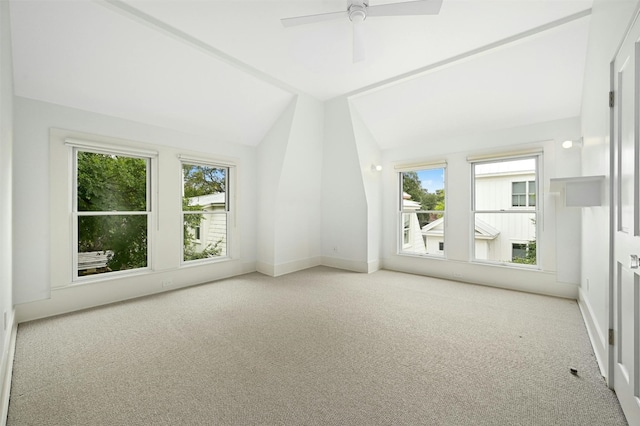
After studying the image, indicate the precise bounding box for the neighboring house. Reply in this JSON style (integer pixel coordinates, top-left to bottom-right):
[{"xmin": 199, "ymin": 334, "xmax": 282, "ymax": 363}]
[
  {"xmin": 401, "ymin": 192, "xmax": 426, "ymax": 254},
  {"xmin": 421, "ymin": 217, "xmax": 500, "ymax": 259},
  {"xmin": 187, "ymin": 193, "xmax": 227, "ymax": 256},
  {"xmin": 474, "ymin": 165, "xmax": 536, "ymax": 263}
]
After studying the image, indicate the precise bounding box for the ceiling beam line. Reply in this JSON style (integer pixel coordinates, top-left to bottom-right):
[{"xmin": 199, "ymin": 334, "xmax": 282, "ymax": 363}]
[
  {"xmin": 346, "ymin": 8, "xmax": 592, "ymax": 100},
  {"xmin": 97, "ymin": 0, "xmax": 305, "ymax": 97}
]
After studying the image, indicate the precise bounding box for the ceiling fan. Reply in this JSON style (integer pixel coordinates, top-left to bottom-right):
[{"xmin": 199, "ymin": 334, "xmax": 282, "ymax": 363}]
[{"xmin": 281, "ymin": 0, "xmax": 443, "ymax": 62}]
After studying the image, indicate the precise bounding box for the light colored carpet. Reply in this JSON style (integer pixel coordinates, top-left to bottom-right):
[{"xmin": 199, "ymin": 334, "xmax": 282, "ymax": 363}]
[{"xmin": 7, "ymin": 267, "xmax": 627, "ymax": 425}]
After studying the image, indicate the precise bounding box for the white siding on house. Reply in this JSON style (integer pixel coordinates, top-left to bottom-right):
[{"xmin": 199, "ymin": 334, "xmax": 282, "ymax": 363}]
[
  {"xmin": 474, "ymin": 168, "xmax": 537, "ymax": 263},
  {"xmin": 187, "ymin": 194, "xmax": 228, "ymax": 257}
]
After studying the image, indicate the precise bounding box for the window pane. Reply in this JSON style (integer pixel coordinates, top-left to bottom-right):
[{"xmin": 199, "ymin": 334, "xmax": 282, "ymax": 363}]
[
  {"xmin": 401, "ymin": 168, "xmax": 445, "ymax": 210},
  {"xmin": 528, "ymin": 181, "xmax": 536, "ymax": 206},
  {"xmin": 512, "ymin": 243, "xmax": 528, "ymax": 261},
  {"xmin": 77, "ymin": 151, "xmax": 147, "ymax": 212},
  {"xmin": 182, "ymin": 164, "xmax": 227, "ymax": 212},
  {"xmin": 474, "ymin": 159, "xmax": 536, "ymax": 210},
  {"xmin": 400, "ymin": 167, "xmax": 445, "ymax": 257},
  {"xmin": 184, "ymin": 212, "xmax": 227, "ymax": 261},
  {"xmin": 182, "ymin": 163, "xmax": 228, "ymax": 263},
  {"xmin": 401, "ymin": 212, "xmax": 444, "ymax": 257},
  {"xmin": 77, "ymin": 214, "xmax": 148, "ymax": 276},
  {"xmin": 512, "ymin": 181, "xmax": 525, "ymax": 193},
  {"xmin": 474, "ymin": 212, "xmax": 536, "ymax": 265}
]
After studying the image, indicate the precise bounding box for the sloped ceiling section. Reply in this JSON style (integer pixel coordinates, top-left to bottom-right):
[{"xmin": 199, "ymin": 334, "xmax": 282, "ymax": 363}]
[
  {"xmin": 125, "ymin": 0, "xmax": 593, "ymax": 102},
  {"xmin": 9, "ymin": 0, "xmax": 295, "ymax": 146},
  {"xmin": 9, "ymin": 0, "xmax": 593, "ymax": 149},
  {"xmin": 350, "ymin": 14, "xmax": 591, "ymax": 150}
]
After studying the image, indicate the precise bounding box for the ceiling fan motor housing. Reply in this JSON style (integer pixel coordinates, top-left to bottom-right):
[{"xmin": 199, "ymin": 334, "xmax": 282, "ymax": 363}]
[{"xmin": 349, "ymin": 1, "xmax": 368, "ymax": 22}]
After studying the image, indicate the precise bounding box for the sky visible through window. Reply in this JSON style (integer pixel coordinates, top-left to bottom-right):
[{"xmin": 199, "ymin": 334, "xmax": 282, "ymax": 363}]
[{"xmin": 417, "ymin": 168, "xmax": 444, "ymax": 192}]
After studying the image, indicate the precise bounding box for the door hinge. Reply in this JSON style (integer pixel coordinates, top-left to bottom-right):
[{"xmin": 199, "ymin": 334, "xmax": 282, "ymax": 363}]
[
  {"xmin": 609, "ymin": 328, "xmax": 615, "ymax": 345},
  {"xmin": 609, "ymin": 91, "xmax": 615, "ymax": 108}
]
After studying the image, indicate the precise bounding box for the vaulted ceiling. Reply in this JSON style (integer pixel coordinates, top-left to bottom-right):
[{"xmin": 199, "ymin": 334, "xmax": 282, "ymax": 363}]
[{"xmin": 9, "ymin": 0, "xmax": 592, "ymax": 149}]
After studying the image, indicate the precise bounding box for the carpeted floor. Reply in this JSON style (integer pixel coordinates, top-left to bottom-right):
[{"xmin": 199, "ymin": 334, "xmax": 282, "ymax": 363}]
[{"xmin": 7, "ymin": 267, "xmax": 628, "ymax": 425}]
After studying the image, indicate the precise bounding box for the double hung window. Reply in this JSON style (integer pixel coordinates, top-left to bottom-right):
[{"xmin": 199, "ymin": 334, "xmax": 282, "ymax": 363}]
[
  {"xmin": 73, "ymin": 148, "xmax": 151, "ymax": 279},
  {"xmin": 472, "ymin": 156, "xmax": 539, "ymax": 266},
  {"xmin": 399, "ymin": 166, "xmax": 446, "ymax": 256},
  {"xmin": 181, "ymin": 162, "xmax": 229, "ymax": 263}
]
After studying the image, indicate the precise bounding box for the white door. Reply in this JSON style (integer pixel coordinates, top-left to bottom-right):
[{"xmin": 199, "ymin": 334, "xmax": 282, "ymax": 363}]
[{"xmin": 613, "ymin": 11, "xmax": 640, "ymax": 424}]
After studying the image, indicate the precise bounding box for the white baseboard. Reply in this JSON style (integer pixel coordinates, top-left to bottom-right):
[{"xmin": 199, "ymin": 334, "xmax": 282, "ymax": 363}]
[
  {"xmin": 17, "ymin": 259, "xmax": 257, "ymax": 323},
  {"xmin": 1, "ymin": 311, "xmax": 16, "ymax": 426},
  {"xmin": 255, "ymin": 261, "xmax": 275, "ymax": 277},
  {"xmin": 321, "ymin": 256, "xmax": 370, "ymax": 273},
  {"xmin": 578, "ymin": 289, "xmax": 608, "ymax": 381},
  {"xmin": 381, "ymin": 255, "xmax": 578, "ymax": 299},
  {"xmin": 367, "ymin": 260, "xmax": 381, "ymax": 273},
  {"xmin": 257, "ymin": 257, "xmax": 322, "ymax": 277}
]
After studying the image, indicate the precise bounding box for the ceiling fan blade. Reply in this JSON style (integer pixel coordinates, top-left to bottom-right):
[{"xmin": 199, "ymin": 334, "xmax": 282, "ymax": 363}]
[
  {"xmin": 281, "ymin": 10, "xmax": 348, "ymax": 27},
  {"xmin": 352, "ymin": 16, "xmax": 366, "ymax": 62},
  {"xmin": 367, "ymin": 0, "xmax": 443, "ymax": 17}
]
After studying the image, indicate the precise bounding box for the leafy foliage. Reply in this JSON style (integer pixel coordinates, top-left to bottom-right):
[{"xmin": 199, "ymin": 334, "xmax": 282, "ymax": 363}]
[
  {"xmin": 512, "ymin": 218, "xmax": 537, "ymax": 265},
  {"xmin": 76, "ymin": 155, "xmax": 229, "ymax": 273},
  {"xmin": 511, "ymin": 240, "xmax": 537, "ymax": 265},
  {"xmin": 77, "ymin": 152, "xmax": 148, "ymax": 274},
  {"xmin": 402, "ymin": 171, "xmax": 445, "ymax": 227},
  {"xmin": 402, "ymin": 171, "xmax": 445, "ymax": 211},
  {"xmin": 183, "ymin": 165, "xmax": 225, "ymax": 197},
  {"xmin": 77, "ymin": 152, "xmax": 146, "ymax": 212}
]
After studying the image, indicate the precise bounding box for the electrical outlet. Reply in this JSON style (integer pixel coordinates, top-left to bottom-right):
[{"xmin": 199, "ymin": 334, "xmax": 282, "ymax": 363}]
[
  {"xmin": 162, "ymin": 278, "xmax": 174, "ymax": 288},
  {"xmin": 333, "ymin": 246, "xmax": 338, "ymax": 253}
]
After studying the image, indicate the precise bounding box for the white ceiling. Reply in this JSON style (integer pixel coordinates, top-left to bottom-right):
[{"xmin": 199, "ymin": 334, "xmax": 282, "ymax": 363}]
[{"xmin": 9, "ymin": 0, "xmax": 593, "ymax": 149}]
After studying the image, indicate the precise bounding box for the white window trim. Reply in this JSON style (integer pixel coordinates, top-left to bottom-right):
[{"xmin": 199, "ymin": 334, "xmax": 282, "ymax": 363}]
[
  {"xmin": 397, "ymin": 166, "xmax": 447, "ymax": 259},
  {"xmin": 71, "ymin": 146, "xmax": 155, "ymax": 283},
  {"xmin": 471, "ymin": 154, "xmax": 541, "ymax": 269},
  {"xmin": 180, "ymin": 160, "xmax": 235, "ymax": 267}
]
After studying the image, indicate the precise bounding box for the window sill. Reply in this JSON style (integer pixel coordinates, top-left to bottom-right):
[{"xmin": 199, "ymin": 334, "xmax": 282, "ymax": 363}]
[
  {"xmin": 398, "ymin": 252, "xmax": 446, "ymax": 260},
  {"xmin": 180, "ymin": 255, "xmax": 232, "ymax": 268}
]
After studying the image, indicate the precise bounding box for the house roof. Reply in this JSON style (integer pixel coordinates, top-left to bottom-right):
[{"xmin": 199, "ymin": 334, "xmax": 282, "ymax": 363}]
[
  {"xmin": 9, "ymin": 0, "xmax": 592, "ymax": 149},
  {"xmin": 402, "ymin": 193, "xmax": 421, "ymax": 210},
  {"xmin": 421, "ymin": 216, "xmax": 499, "ymax": 240},
  {"xmin": 188, "ymin": 193, "xmax": 225, "ymax": 207},
  {"xmin": 474, "ymin": 219, "xmax": 501, "ymax": 240}
]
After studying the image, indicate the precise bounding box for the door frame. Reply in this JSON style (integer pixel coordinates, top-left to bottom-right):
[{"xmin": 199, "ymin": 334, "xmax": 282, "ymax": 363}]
[{"xmin": 609, "ymin": 1, "xmax": 640, "ymax": 391}]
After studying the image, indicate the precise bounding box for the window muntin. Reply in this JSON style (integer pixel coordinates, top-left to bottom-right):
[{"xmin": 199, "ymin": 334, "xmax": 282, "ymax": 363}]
[
  {"xmin": 399, "ymin": 167, "xmax": 446, "ymax": 257},
  {"xmin": 182, "ymin": 163, "xmax": 229, "ymax": 263},
  {"xmin": 472, "ymin": 157, "xmax": 538, "ymax": 267},
  {"xmin": 74, "ymin": 149, "xmax": 150, "ymax": 278}
]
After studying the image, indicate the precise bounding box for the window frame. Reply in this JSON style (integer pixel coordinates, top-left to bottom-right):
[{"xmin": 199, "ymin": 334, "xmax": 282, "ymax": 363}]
[
  {"xmin": 71, "ymin": 145, "xmax": 154, "ymax": 282},
  {"xmin": 397, "ymin": 165, "xmax": 447, "ymax": 258},
  {"xmin": 511, "ymin": 180, "xmax": 536, "ymax": 207},
  {"xmin": 180, "ymin": 159, "xmax": 233, "ymax": 266},
  {"xmin": 471, "ymin": 154, "xmax": 540, "ymax": 268}
]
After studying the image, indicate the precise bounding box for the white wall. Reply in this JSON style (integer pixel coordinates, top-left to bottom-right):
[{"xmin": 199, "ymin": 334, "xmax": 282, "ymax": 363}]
[
  {"xmin": 257, "ymin": 94, "xmax": 324, "ymax": 276},
  {"xmin": 257, "ymin": 98, "xmax": 296, "ymax": 271},
  {"xmin": 273, "ymin": 95, "xmax": 323, "ymax": 273},
  {"xmin": 579, "ymin": 0, "xmax": 640, "ymax": 379},
  {"xmin": 0, "ymin": 0, "xmax": 15, "ymax": 420},
  {"xmin": 321, "ymin": 97, "xmax": 370, "ymax": 272},
  {"xmin": 379, "ymin": 117, "xmax": 583, "ymax": 298},
  {"xmin": 13, "ymin": 97, "xmax": 257, "ymax": 321},
  {"xmin": 350, "ymin": 101, "xmax": 383, "ymax": 271}
]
